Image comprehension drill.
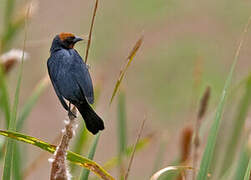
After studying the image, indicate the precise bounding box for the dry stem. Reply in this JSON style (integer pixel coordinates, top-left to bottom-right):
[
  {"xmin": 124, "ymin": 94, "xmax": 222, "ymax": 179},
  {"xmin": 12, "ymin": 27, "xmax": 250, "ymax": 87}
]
[
  {"xmin": 192, "ymin": 86, "xmax": 210, "ymax": 180},
  {"xmin": 50, "ymin": 106, "xmax": 77, "ymax": 180},
  {"xmin": 125, "ymin": 117, "xmax": 146, "ymax": 180},
  {"xmin": 84, "ymin": 0, "xmax": 99, "ymax": 63}
]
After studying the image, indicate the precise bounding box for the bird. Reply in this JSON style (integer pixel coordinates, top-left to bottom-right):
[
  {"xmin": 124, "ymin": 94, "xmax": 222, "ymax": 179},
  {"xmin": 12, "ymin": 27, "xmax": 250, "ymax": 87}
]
[{"xmin": 47, "ymin": 32, "xmax": 104, "ymax": 135}]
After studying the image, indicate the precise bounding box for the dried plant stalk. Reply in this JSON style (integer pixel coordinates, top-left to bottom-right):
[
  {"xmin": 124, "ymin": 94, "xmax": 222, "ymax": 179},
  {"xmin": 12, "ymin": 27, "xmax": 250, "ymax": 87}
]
[
  {"xmin": 109, "ymin": 35, "xmax": 144, "ymax": 105},
  {"xmin": 85, "ymin": 0, "xmax": 99, "ymax": 63},
  {"xmin": 124, "ymin": 117, "xmax": 146, "ymax": 180},
  {"xmin": 197, "ymin": 86, "xmax": 211, "ymax": 120},
  {"xmin": 50, "ymin": 106, "xmax": 77, "ymax": 180},
  {"xmin": 181, "ymin": 126, "xmax": 193, "ymax": 163},
  {"xmin": 177, "ymin": 126, "xmax": 193, "ymax": 180},
  {"xmin": 192, "ymin": 86, "xmax": 211, "ymax": 180}
]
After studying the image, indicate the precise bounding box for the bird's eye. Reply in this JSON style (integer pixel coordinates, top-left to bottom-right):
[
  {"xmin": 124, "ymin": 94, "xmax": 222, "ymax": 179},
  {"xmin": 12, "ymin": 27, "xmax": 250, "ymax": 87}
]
[{"xmin": 65, "ymin": 36, "xmax": 75, "ymax": 43}]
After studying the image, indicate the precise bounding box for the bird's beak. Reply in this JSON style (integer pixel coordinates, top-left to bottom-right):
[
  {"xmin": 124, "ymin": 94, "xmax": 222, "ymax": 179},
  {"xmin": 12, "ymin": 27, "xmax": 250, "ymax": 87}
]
[{"xmin": 73, "ymin": 37, "xmax": 83, "ymax": 43}]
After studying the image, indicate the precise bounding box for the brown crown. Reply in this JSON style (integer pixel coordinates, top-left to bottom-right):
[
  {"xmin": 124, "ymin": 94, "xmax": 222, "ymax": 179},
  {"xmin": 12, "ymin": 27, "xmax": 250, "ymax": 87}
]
[{"xmin": 59, "ymin": 32, "xmax": 75, "ymax": 41}]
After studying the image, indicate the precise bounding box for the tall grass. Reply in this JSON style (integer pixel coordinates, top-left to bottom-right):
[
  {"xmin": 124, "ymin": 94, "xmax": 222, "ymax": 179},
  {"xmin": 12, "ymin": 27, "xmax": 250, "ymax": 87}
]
[
  {"xmin": 196, "ymin": 16, "xmax": 251, "ymax": 180},
  {"xmin": 0, "ymin": 1, "xmax": 250, "ymax": 180},
  {"xmin": 2, "ymin": 3, "xmax": 29, "ymax": 180},
  {"xmin": 117, "ymin": 91, "xmax": 127, "ymax": 179}
]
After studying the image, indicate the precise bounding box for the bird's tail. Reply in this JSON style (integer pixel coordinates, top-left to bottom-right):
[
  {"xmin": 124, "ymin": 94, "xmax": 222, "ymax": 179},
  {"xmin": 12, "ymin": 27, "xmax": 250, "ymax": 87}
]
[{"xmin": 76, "ymin": 102, "xmax": 104, "ymax": 135}]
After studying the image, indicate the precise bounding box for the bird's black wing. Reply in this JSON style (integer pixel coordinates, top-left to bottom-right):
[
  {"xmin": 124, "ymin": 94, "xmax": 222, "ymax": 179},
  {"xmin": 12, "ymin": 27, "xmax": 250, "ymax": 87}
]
[
  {"xmin": 71, "ymin": 50, "xmax": 94, "ymax": 104},
  {"xmin": 47, "ymin": 56, "xmax": 69, "ymax": 110}
]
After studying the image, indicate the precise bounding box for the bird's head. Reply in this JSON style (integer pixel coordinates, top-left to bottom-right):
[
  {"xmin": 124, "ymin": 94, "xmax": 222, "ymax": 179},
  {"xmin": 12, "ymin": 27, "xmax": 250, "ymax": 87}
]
[{"xmin": 50, "ymin": 32, "xmax": 83, "ymax": 52}]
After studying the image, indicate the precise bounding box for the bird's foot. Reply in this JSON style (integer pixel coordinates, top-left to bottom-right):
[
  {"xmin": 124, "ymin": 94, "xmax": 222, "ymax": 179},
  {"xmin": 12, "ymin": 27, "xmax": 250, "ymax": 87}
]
[{"xmin": 68, "ymin": 110, "xmax": 77, "ymax": 118}]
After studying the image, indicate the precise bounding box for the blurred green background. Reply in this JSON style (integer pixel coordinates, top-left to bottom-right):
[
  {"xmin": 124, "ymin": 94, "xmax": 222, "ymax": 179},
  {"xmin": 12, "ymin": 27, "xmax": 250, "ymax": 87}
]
[{"xmin": 0, "ymin": 0, "xmax": 251, "ymax": 179}]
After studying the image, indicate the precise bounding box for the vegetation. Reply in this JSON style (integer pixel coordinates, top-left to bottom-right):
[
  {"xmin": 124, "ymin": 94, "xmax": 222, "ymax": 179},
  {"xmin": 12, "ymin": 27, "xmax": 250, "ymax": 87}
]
[{"xmin": 0, "ymin": 0, "xmax": 250, "ymax": 180}]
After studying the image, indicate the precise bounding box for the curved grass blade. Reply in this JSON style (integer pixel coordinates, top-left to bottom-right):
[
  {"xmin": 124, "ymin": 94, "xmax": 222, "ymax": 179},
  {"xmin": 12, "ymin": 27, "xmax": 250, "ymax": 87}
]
[
  {"xmin": 109, "ymin": 35, "xmax": 143, "ymax": 105},
  {"xmin": 3, "ymin": 139, "xmax": 13, "ymax": 180},
  {"xmin": 244, "ymin": 158, "xmax": 251, "ymax": 180},
  {"xmin": 0, "ymin": 130, "xmax": 115, "ymax": 180},
  {"xmin": 118, "ymin": 92, "xmax": 127, "ymax": 155},
  {"xmin": 117, "ymin": 91, "xmax": 127, "ymax": 179},
  {"xmin": 0, "ymin": 66, "xmax": 11, "ymax": 127},
  {"xmin": 1, "ymin": 19, "xmax": 25, "ymax": 51},
  {"xmin": 12, "ymin": 76, "xmax": 49, "ymax": 180},
  {"xmin": 17, "ymin": 75, "xmax": 49, "ymax": 130},
  {"xmin": 4, "ymin": 0, "xmax": 15, "ymax": 28},
  {"xmin": 80, "ymin": 133, "xmax": 100, "ymax": 180},
  {"xmin": 125, "ymin": 117, "xmax": 146, "ymax": 180},
  {"xmin": 220, "ymin": 75, "xmax": 251, "ymax": 175},
  {"xmin": 2, "ymin": 0, "xmax": 15, "ymax": 51},
  {"xmin": 196, "ymin": 16, "xmax": 251, "ymax": 180},
  {"xmin": 150, "ymin": 166, "xmax": 193, "ymax": 180},
  {"xmin": 234, "ymin": 145, "xmax": 251, "ymax": 180},
  {"xmin": 158, "ymin": 158, "xmax": 181, "ymax": 180},
  {"xmin": 13, "ymin": 142, "xmax": 21, "ymax": 180},
  {"xmin": 3, "ymin": 6, "xmax": 29, "ymax": 179},
  {"xmin": 1, "ymin": 0, "xmax": 23, "ymax": 52},
  {"xmin": 84, "ymin": 0, "xmax": 99, "ymax": 63}
]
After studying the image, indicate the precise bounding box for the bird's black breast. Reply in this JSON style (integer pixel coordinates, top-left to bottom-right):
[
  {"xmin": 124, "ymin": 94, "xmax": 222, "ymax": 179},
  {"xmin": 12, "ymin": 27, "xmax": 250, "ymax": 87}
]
[{"xmin": 47, "ymin": 49, "xmax": 94, "ymax": 105}]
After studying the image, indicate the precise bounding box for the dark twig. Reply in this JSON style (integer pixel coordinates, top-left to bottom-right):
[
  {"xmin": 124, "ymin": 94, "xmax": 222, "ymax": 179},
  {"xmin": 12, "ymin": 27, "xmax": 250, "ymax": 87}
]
[
  {"xmin": 50, "ymin": 106, "xmax": 77, "ymax": 180},
  {"xmin": 84, "ymin": 0, "xmax": 99, "ymax": 63},
  {"xmin": 125, "ymin": 117, "xmax": 146, "ymax": 180}
]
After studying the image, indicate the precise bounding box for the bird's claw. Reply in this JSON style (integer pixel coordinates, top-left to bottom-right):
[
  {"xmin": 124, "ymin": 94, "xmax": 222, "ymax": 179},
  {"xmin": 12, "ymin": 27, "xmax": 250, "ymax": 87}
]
[{"xmin": 68, "ymin": 110, "xmax": 77, "ymax": 118}]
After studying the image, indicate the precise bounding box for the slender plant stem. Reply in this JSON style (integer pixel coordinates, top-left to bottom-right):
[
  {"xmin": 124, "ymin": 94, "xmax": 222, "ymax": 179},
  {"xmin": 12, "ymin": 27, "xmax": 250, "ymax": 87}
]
[
  {"xmin": 125, "ymin": 117, "xmax": 146, "ymax": 180},
  {"xmin": 84, "ymin": 0, "xmax": 99, "ymax": 63}
]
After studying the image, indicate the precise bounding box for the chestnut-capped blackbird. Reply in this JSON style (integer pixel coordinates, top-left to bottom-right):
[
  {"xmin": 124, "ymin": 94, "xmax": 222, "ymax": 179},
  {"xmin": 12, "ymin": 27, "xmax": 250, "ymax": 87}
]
[{"xmin": 47, "ymin": 32, "xmax": 104, "ymax": 134}]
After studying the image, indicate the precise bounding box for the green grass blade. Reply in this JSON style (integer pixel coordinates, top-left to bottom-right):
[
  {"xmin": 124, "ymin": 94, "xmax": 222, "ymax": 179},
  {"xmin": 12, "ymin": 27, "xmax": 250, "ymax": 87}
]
[
  {"xmin": 3, "ymin": 49, "xmax": 24, "ymax": 180},
  {"xmin": 4, "ymin": 0, "xmax": 15, "ymax": 28},
  {"xmin": 117, "ymin": 91, "xmax": 127, "ymax": 179},
  {"xmin": 0, "ymin": 66, "xmax": 11, "ymax": 127},
  {"xmin": 1, "ymin": 21, "xmax": 25, "ymax": 51},
  {"xmin": 13, "ymin": 142, "xmax": 21, "ymax": 180},
  {"xmin": 17, "ymin": 75, "xmax": 49, "ymax": 130},
  {"xmin": 118, "ymin": 91, "xmax": 127, "ymax": 155},
  {"xmin": 244, "ymin": 158, "xmax": 251, "ymax": 180},
  {"xmin": 196, "ymin": 17, "xmax": 251, "ymax": 180},
  {"xmin": 220, "ymin": 75, "xmax": 251, "ymax": 175},
  {"xmin": 234, "ymin": 146, "xmax": 250, "ymax": 180},
  {"xmin": 109, "ymin": 35, "xmax": 143, "ymax": 105},
  {"xmin": 80, "ymin": 133, "xmax": 100, "ymax": 180},
  {"xmin": 3, "ymin": 9, "xmax": 28, "ymax": 178},
  {"xmin": 0, "ymin": 130, "xmax": 115, "ymax": 180},
  {"xmin": 1, "ymin": 0, "xmax": 16, "ymax": 51},
  {"xmin": 157, "ymin": 158, "xmax": 181, "ymax": 180},
  {"xmin": 2, "ymin": 140, "xmax": 13, "ymax": 180}
]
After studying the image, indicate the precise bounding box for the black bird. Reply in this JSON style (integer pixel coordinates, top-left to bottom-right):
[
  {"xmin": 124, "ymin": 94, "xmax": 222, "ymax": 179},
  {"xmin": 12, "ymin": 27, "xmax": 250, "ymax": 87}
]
[{"xmin": 47, "ymin": 32, "xmax": 104, "ymax": 134}]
